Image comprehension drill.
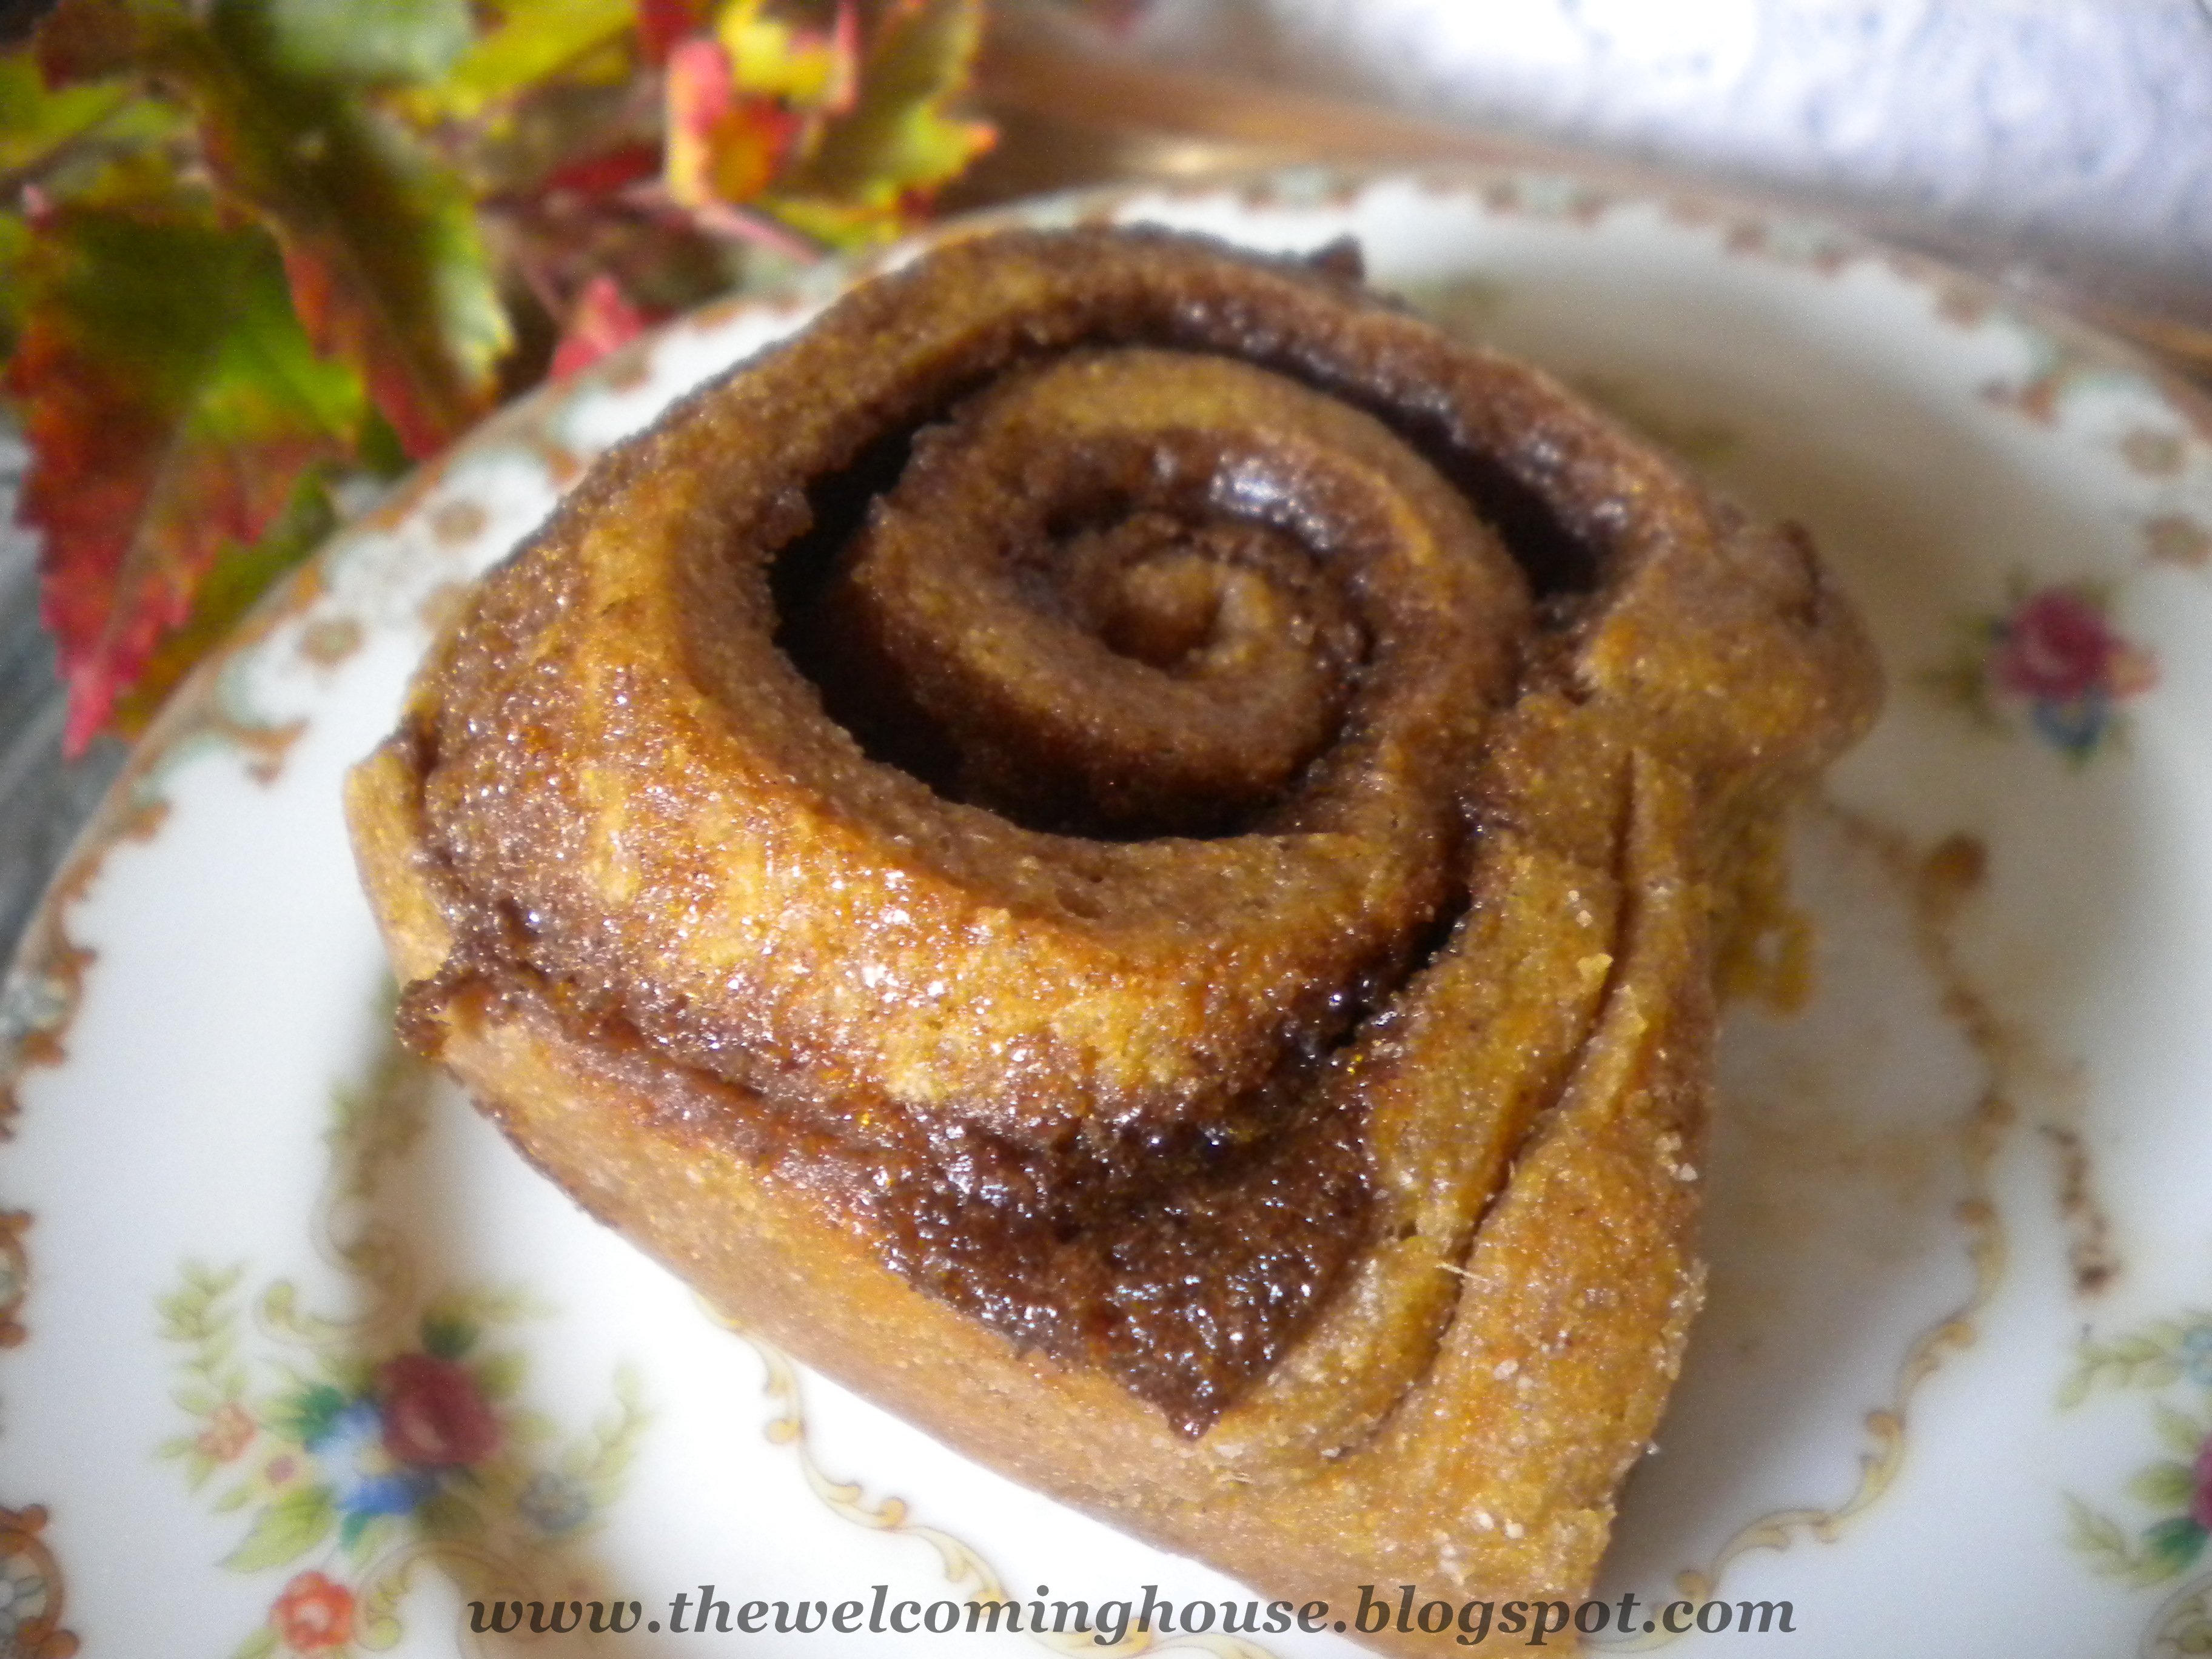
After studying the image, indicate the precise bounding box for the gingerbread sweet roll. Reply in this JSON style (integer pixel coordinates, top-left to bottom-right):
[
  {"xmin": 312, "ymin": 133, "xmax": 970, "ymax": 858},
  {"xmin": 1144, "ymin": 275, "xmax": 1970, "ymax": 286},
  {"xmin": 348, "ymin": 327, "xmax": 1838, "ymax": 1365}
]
[{"xmin": 347, "ymin": 225, "xmax": 1879, "ymax": 1651}]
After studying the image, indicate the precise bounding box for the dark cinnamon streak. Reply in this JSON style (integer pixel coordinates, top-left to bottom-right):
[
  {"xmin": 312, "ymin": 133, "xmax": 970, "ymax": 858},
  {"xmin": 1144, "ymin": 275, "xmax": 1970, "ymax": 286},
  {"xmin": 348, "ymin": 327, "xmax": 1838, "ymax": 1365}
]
[{"xmin": 403, "ymin": 913, "xmax": 1384, "ymax": 1437}]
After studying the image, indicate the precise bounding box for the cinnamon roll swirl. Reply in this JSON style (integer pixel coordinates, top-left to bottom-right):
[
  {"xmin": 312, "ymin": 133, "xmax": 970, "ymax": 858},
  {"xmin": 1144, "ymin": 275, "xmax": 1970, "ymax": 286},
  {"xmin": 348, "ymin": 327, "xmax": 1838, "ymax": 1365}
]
[{"xmin": 346, "ymin": 224, "xmax": 1879, "ymax": 1649}]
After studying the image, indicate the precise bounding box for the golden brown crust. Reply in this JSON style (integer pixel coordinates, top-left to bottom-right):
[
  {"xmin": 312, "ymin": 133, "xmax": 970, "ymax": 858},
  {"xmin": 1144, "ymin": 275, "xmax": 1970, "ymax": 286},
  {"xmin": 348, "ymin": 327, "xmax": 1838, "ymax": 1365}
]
[{"xmin": 345, "ymin": 224, "xmax": 1880, "ymax": 1652}]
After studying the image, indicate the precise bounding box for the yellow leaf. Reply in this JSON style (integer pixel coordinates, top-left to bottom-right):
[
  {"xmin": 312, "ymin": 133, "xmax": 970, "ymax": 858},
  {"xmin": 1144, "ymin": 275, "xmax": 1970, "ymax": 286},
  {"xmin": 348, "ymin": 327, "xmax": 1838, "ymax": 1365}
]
[
  {"xmin": 714, "ymin": 0, "xmax": 846, "ymax": 106},
  {"xmin": 774, "ymin": 0, "xmax": 991, "ymax": 241},
  {"xmin": 406, "ymin": 0, "xmax": 635, "ymax": 121},
  {"xmin": 665, "ymin": 35, "xmax": 796, "ymax": 208}
]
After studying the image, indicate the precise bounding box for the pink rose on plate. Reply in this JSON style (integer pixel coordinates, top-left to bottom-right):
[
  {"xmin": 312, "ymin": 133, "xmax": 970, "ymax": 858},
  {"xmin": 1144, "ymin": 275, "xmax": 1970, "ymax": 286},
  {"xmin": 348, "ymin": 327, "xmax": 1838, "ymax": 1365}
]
[
  {"xmin": 1993, "ymin": 587, "xmax": 2123, "ymax": 703},
  {"xmin": 377, "ymin": 1352, "xmax": 499, "ymax": 1469}
]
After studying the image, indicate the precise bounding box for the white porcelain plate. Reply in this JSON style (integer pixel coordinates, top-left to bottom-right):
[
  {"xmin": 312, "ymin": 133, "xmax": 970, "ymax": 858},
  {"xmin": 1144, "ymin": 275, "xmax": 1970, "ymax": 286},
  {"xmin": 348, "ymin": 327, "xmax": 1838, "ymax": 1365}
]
[{"xmin": 7, "ymin": 170, "xmax": 2212, "ymax": 1658}]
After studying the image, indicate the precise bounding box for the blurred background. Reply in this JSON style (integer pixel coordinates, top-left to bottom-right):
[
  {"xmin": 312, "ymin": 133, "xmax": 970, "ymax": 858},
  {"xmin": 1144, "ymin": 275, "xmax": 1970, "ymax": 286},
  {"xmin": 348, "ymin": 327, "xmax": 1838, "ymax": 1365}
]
[
  {"xmin": 5, "ymin": 0, "xmax": 2210, "ymax": 959},
  {"xmin": 1039, "ymin": 0, "xmax": 2212, "ymax": 309}
]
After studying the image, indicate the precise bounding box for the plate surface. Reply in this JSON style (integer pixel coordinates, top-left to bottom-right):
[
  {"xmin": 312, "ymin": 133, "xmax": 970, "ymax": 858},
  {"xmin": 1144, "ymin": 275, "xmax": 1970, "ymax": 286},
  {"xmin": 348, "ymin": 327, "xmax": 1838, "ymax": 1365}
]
[{"xmin": 6, "ymin": 170, "xmax": 2212, "ymax": 1658}]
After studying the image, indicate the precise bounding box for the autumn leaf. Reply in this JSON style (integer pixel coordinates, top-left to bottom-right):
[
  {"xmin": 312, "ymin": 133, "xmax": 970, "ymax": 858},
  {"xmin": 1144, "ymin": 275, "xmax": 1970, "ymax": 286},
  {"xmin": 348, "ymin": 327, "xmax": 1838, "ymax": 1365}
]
[
  {"xmin": 35, "ymin": 0, "xmax": 512, "ymax": 458},
  {"xmin": 107, "ymin": 467, "xmax": 342, "ymax": 736},
  {"xmin": 5, "ymin": 18, "xmax": 190, "ymax": 272},
  {"xmin": 250, "ymin": 0, "xmax": 474, "ymax": 88},
  {"xmin": 661, "ymin": 1, "xmax": 865, "ymax": 217},
  {"xmin": 6, "ymin": 0, "xmax": 997, "ymax": 744},
  {"xmin": 663, "ymin": 0, "xmax": 993, "ymax": 260},
  {"xmin": 0, "ymin": 52, "xmax": 135, "ymax": 177},
  {"xmin": 719, "ymin": 0, "xmax": 854, "ymax": 108},
  {"xmin": 405, "ymin": 0, "xmax": 636, "ymax": 122},
  {"xmin": 540, "ymin": 137, "xmax": 662, "ymax": 198},
  {"xmin": 195, "ymin": 0, "xmax": 512, "ymax": 456},
  {"xmin": 28, "ymin": 0, "xmax": 148, "ymax": 84},
  {"xmin": 7, "ymin": 186, "xmax": 367, "ymax": 752},
  {"xmin": 663, "ymin": 32, "xmax": 800, "ymax": 209},
  {"xmin": 635, "ymin": 0, "xmax": 712, "ymax": 65},
  {"xmin": 548, "ymin": 272, "xmax": 651, "ymax": 378},
  {"xmin": 768, "ymin": 0, "xmax": 990, "ymax": 247}
]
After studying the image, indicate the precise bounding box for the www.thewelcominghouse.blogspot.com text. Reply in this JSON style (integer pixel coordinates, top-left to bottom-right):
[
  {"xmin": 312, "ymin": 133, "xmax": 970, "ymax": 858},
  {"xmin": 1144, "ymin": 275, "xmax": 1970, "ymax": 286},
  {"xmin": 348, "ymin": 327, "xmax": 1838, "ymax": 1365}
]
[{"xmin": 469, "ymin": 1583, "xmax": 1797, "ymax": 1646}]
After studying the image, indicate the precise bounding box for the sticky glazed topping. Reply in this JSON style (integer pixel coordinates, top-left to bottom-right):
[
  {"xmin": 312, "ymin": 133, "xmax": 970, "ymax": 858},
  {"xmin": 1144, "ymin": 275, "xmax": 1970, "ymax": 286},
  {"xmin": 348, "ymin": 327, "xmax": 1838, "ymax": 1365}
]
[{"xmin": 381, "ymin": 227, "xmax": 1881, "ymax": 1435}]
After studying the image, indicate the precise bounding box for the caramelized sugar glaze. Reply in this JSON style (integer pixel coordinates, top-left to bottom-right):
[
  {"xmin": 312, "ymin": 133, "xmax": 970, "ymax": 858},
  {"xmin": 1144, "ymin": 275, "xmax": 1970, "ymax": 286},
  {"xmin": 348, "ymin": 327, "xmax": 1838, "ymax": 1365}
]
[{"xmin": 357, "ymin": 228, "xmax": 1880, "ymax": 1446}]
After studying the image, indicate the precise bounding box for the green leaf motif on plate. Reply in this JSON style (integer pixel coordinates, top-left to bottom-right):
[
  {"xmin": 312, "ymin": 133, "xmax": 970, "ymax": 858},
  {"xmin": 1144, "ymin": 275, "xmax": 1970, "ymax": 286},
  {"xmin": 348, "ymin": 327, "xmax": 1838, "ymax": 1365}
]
[
  {"xmin": 224, "ymin": 1484, "xmax": 337, "ymax": 1573},
  {"xmin": 2062, "ymin": 1313, "xmax": 2212, "ymax": 1592}
]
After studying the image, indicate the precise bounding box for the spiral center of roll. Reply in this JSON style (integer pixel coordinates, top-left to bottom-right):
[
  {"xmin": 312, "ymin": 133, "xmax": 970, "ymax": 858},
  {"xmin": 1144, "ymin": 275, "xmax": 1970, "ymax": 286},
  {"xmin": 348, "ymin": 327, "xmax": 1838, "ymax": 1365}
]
[
  {"xmin": 788, "ymin": 347, "xmax": 1517, "ymax": 842},
  {"xmin": 720, "ymin": 344, "xmax": 1540, "ymax": 1171}
]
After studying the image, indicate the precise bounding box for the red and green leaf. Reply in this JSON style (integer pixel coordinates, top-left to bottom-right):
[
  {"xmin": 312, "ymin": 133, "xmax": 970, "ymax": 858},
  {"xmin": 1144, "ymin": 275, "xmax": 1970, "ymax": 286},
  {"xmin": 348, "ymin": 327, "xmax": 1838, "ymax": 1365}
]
[
  {"xmin": 663, "ymin": 32, "xmax": 800, "ymax": 208},
  {"xmin": 0, "ymin": 52, "xmax": 138, "ymax": 176},
  {"xmin": 107, "ymin": 465, "xmax": 343, "ymax": 737},
  {"xmin": 33, "ymin": 0, "xmax": 511, "ymax": 457},
  {"xmin": 8, "ymin": 186, "xmax": 365, "ymax": 751},
  {"xmin": 7, "ymin": 0, "xmax": 997, "ymax": 745},
  {"xmin": 181, "ymin": 1, "xmax": 511, "ymax": 457},
  {"xmin": 2, "ymin": 7, "xmax": 189, "ymax": 222},
  {"xmin": 768, "ymin": 0, "xmax": 990, "ymax": 247},
  {"xmin": 548, "ymin": 272, "xmax": 651, "ymax": 378}
]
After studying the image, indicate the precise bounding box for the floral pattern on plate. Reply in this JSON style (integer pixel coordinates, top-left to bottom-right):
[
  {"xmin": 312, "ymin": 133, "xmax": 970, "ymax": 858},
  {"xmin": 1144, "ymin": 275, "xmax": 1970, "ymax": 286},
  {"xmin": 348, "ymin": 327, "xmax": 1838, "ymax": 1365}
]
[
  {"xmin": 155, "ymin": 1025, "xmax": 648, "ymax": 1659},
  {"xmin": 1925, "ymin": 577, "xmax": 2159, "ymax": 761}
]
